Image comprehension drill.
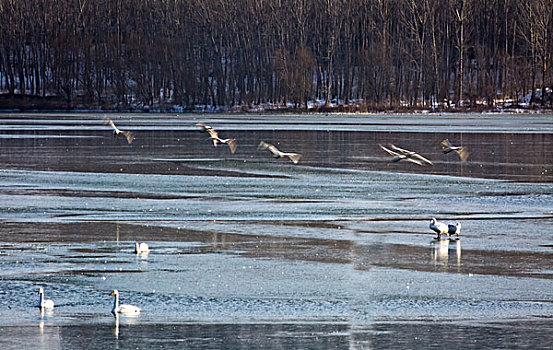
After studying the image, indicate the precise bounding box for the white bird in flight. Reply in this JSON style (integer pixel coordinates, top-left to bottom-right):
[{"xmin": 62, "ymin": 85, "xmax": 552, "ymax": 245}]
[
  {"xmin": 103, "ymin": 117, "xmax": 135, "ymax": 144},
  {"xmin": 379, "ymin": 144, "xmax": 433, "ymax": 166},
  {"xmin": 196, "ymin": 122, "xmax": 237, "ymax": 154},
  {"xmin": 440, "ymin": 139, "xmax": 469, "ymax": 162},
  {"xmin": 258, "ymin": 141, "xmax": 302, "ymax": 164}
]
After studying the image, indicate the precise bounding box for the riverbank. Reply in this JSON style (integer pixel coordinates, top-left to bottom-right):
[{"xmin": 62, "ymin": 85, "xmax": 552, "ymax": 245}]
[{"xmin": 1, "ymin": 93, "xmax": 552, "ymax": 114}]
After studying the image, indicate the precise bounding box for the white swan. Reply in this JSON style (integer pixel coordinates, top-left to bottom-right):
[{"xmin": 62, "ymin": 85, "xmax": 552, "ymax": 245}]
[
  {"xmin": 38, "ymin": 288, "xmax": 54, "ymax": 309},
  {"xmin": 429, "ymin": 217, "xmax": 449, "ymax": 239},
  {"xmin": 196, "ymin": 122, "xmax": 237, "ymax": 154},
  {"xmin": 103, "ymin": 117, "xmax": 135, "ymax": 144},
  {"xmin": 388, "ymin": 144, "xmax": 433, "ymax": 165},
  {"xmin": 440, "ymin": 139, "xmax": 469, "ymax": 162},
  {"xmin": 110, "ymin": 289, "xmax": 141, "ymax": 315},
  {"xmin": 134, "ymin": 242, "xmax": 150, "ymax": 254},
  {"xmin": 258, "ymin": 141, "xmax": 302, "ymax": 164},
  {"xmin": 378, "ymin": 144, "xmax": 432, "ymax": 166},
  {"xmin": 448, "ymin": 222, "xmax": 461, "ymax": 237}
]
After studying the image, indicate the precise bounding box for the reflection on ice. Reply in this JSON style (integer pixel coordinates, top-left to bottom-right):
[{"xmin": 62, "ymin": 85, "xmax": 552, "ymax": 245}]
[
  {"xmin": 39, "ymin": 307, "xmax": 54, "ymax": 319},
  {"xmin": 115, "ymin": 223, "xmax": 120, "ymax": 243},
  {"xmin": 432, "ymin": 239, "xmax": 450, "ymax": 262},
  {"xmin": 113, "ymin": 313, "xmax": 141, "ymax": 340},
  {"xmin": 455, "ymin": 240, "xmax": 461, "ymax": 265},
  {"xmin": 135, "ymin": 252, "xmax": 149, "ymax": 261},
  {"xmin": 113, "ymin": 314, "xmax": 119, "ymax": 339},
  {"xmin": 37, "ymin": 309, "xmax": 60, "ymax": 350},
  {"xmin": 432, "ymin": 239, "xmax": 461, "ymax": 270}
]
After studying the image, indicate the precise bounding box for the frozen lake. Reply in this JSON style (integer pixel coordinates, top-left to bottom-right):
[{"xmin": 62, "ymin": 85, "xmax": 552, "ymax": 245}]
[{"xmin": 1, "ymin": 113, "xmax": 553, "ymax": 349}]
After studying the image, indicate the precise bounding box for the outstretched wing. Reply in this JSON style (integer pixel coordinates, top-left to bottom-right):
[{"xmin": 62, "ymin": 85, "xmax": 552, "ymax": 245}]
[
  {"xmin": 389, "ymin": 143, "xmax": 432, "ymax": 165},
  {"xmin": 103, "ymin": 117, "xmax": 117, "ymax": 131},
  {"xmin": 258, "ymin": 141, "xmax": 281, "ymax": 155},
  {"xmin": 197, "ymin": 122, "xmax": 218, "ymax": 141},
  {"xmin": 379, "ymin": 144, "xmax": 399, "ymax": 157},
  {"xmin": 286, "ymin": 153, "xmax": 302, "ymax": 164},
  {"xmin": 121, "ymin": 130, "xmax": 135, "ymax": 144},
  {"xmin": 441, "ymin": 139, "xmax": 469, "ymax": 162},
  {"xmin": 405, "ymin": 157, "xmax": 423, "ymax": 166},
  {"xmin": 440, "ymin": 139, "xmax": 452, "ymax": 150},
  {"xmin": 104, "ymin": 117, "xmax": 134, "ymax": 143},
  {"xmin": 258, "ymin": 141, "xmax": 270, "ymax": 150},
  {"xmin": 411, "ymin": 153, "xmax": 433, "ymax": 165},
  {"xmin": 196, "ymin": 122, "xmax": 213, "ymax": 130},
  {"xmin": 200, "ymin": 126, "xmax": 219, "ymax": 147},
  {"xmin": 456, "ymin": 147, "xmax": 469, "ymax": 163},
  {"xmin": 389, "ymin": 144, "xmax": 414, "ymax": 155},
  {"xmin": 206, "ymin": 128, "xmax": 219, "ymax": 139},
  {"xmin": 225, "ymin": 139, "xmax": 237, "ymax": 154}
]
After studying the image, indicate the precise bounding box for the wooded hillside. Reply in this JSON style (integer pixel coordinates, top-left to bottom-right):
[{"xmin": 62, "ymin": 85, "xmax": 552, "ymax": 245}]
[{"xmin": 1, "ymin": 0, "xmax": 552, "ymax": 111}]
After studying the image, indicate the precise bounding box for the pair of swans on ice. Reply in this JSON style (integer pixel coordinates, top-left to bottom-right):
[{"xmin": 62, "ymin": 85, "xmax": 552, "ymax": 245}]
[{"xmin": 430, "ymin": 218, "xmax": 461, "ymax": 240}]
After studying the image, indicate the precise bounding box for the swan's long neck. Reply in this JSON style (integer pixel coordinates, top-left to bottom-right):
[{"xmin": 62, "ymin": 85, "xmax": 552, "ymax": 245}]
[{"xmin": 112, "ymin": 293, "xmax": 119, "ymax": 313}]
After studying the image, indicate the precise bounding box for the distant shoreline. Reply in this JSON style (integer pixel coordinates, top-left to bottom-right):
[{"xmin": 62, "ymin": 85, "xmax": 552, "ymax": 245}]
[{"xmin": 1, "ymin": 93, "xmax": 552, "ymax": 115}]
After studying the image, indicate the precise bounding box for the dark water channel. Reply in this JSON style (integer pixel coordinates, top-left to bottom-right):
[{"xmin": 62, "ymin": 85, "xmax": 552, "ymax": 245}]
[
  {"xmin": 1, "ymin": 114, "xmax": 552, "ymax": 181},
  {"xmin": 0, "ymin": 113, "xmax": 553, "ymax": 349}
]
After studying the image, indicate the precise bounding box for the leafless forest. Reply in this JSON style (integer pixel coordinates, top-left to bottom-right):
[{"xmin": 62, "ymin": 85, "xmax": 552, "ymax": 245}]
[{"xmin": 0, "ymin": 0, "xmax": 552, "ymax": 111}]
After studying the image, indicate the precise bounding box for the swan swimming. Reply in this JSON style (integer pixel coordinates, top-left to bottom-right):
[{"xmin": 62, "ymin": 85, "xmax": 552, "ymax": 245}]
[
  {"xmin": 110, "ymin": 289, "xmax": 141, "ymax": 315},
  {"xmin": 38, "ymin": 288, "xmax": 54, "ymax": 309},
  {"xmin": 134, "ymin": 242, "xmax": 150, "ymax": 254}
]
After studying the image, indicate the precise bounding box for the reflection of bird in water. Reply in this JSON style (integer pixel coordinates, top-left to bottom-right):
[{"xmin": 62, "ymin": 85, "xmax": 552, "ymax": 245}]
[
  {"xmin": 429, "ymin": 217, "xmax": 449, "ymax": 240},
  {"xmin": 38, "ymin": 288, "xmax": 54, "ymax": 309},
  {"xmin": 432, "ymin": 239, "xmax": 462, "ymax": 268},
  {"xmin": 455, "ymin": 239, "xmax": 461, "ymax": 266},
  {"xmin": 103, "ymin": 117, "xmax": 135, "ymax": 144},
  {"xmin": 113, "ymin": 313, "xmax": 120, "ymax": 339},
  {"xmin": 110, "ymin": 289, "xmax": 141, "ymax": 315},
  {"xmin": 258, "ymin": 141, "xmax": 302, "ymax": 164},
  {"xmin": 379, "ymin": 144, "xmax": 433, "ymax": 166},
  {"xmin": 448, "ymin": 222, "xmax": 461, "ymax": 238},
  {"xmin": 432, "ymin": 239, "xmax": 450, "ymax": 262},
  {"xmin": 134, "ymin": 242, "xmax": 150, "ymax": 254},
  {"xmin": 440, "ymin": 139, "xmax": 469, "ymax": 162},
  {"xmin": 196, "ymin": 122, "xmax": 237, "ymax": 153}
]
